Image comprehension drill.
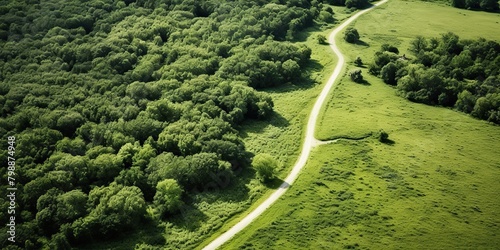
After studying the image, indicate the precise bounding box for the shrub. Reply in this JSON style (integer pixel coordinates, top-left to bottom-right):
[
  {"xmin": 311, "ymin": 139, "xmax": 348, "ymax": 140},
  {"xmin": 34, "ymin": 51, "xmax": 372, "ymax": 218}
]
[
  {"xmin": 344, "ymin": 28, "xmax": 360, "ymax": 43},
  {"xmin": 252, "ymin": 153, "xmax": 278, "ymax": 182},
  {"xmin": 317, "ymin": 34, "xmax": 327, "ymax": 45},
  {"xmin": 354, "ymin": 56, "xmax": 363, "ymax": 66},
  {"xmin": 378, "ymin": 130, "xmax": 389, "ymax": 143},
  {"xmin": 349, "ymin": 69, "xmax": 363, "ymax": 83}
]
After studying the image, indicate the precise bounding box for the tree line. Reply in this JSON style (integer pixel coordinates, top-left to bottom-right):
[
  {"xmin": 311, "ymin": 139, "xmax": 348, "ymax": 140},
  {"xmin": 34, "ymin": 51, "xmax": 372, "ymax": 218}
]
[
  {"xmin": 451, "ymin": 0, "xmax": 499, "ymax": 11},
  {"xmin": 369, "ymin": 33, "xmax": 500, "ymax": 124},
  {"xmin": 0, "ymin": 0, "xmax": 337, "ymax": 248}
]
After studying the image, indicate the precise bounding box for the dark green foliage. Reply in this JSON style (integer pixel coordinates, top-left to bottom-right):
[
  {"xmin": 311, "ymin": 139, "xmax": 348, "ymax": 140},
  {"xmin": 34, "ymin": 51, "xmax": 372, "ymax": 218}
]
[
  {"xmin": 317, "ymin": 34, "xmax": 327, "ymax": 44},
  {"xmin": 354, "ymin": 56, "xmax": 363, "ymax": 66},
  {"xmin": 344, "ymin": 27, "xmax": 360, "ymax": 43},
  {"xmin": 380, "ymin": 62, "xmax": 398, "ymax": 85},
  {"xmin": 345, "ymin": 0, "xmax": 369, "ymax": 9},
  {"xmin": 0, "ymin": 0, "xmax": 322, "ymax": 248},
  {"xmin": 378, "ymin": 130, "xmax": 389, "ymax": 143},
  {"xmin": 373, "ymin": 33, "xmax": 500, "ymax": 124},
  {"xmin": 153, "ymin": 179, "xmax": 184, "ymax": 217},
  {"xmin": 480, "ymin": 0, "xmax": 500, "ymax": 10},
  {"xmin": 349, "ymin": 69, "xmax": 364, "ymax": 83},
  {"xmin": 451, "ymin": 0, "xmax": 466, "ymax": 8},
  {"xmin": 452, "ymin": 0, "xmax": 499, "ymax": 11}
]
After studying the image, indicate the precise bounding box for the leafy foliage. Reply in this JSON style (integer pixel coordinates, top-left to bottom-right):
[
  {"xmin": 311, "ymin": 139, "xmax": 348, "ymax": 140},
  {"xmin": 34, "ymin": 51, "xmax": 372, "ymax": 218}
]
[
  {"xmin": 0, "ymin": 0, "xmax": 324, "ymax": 248},
  {"xmin": 252, "ymin": 153, "xmax": 279, "ymax": 182},
  {"xmin": 451, "ymin": 0, "xmax": 499, "ymax": 11},
  {"xmin": 344, "ymin": 28, "xmax": 360, "ymax": 43},
  {"xmin": 371, "ymin": 34, "xmax": 500, "ymax": 124},
  {"xmin": 349, "ymin": 69, "xmax": 364, "ymax": 83}
]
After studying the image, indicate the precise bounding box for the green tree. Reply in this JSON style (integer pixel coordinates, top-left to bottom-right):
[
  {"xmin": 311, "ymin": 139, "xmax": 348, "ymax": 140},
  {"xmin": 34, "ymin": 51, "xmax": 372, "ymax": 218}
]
[
  {"xmin": 409, "ymin": 36, "xmax": 428, "ymax": 53},
  {"xmin": 349, "ymin": 69, "xmax": 363, "ymax": 83},
  {"xmin": 153, "ymin": 179, "xmax": 183, "ymax": 217},
  {"xmin": 378, "ymin": 130, "xmax": 389, "ymax": 143},
  {"xmin": 252, "ymin": 153, "xmax": 278, "ymax": 182},
  {"xmin": 452, "ymin": 0, "xmax": 466, "ymax": 8},
  {"xmin": 317, "ymin": 34, "xmax": 327, "ymax": 44},
  {"xmin": 480, "ymin": 0, "xmax": 499, "ymax": 10},
  {"xmin": 380, "ymin": 62, "xmax": 398, "ymax": 85},
  {"xmin": 345, "ymin": 0, "xmax": 369, "ymax": 9},
  {"xmin": 85, "ymin": 183, "xmax": 146, "ymax": 237},
  {"xmin": 344, "ymin": 27, "xmax": 360, "ymax": 43},
  {"xmin": 455, "ymin": 90, "xmax": 477, "ymax": 113},
  {"xmin": 354, "ymin": 56, "xmax": 363, "ymax": 66}
]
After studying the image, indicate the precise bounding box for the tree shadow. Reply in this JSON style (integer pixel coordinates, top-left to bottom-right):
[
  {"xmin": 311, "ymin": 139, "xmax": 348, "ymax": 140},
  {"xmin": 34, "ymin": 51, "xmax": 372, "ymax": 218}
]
[
  {"xmin": 170, "ymin": 204, "xmax": 209, "ymax": 232},
  {"xmin": 381, "ymin": 139, "xmax": 396, "ymax": 146},
  {"xmin": 239, "ymin": 110, "xmax": 290, "ymax": 137},
  {"xmin": 355, "ymin": 40, "xmax": 370, "ymax": 47},
  {"xmin": 356, "ymin": 79, "xmax": 371, "ymax": 86},
  {"xmin": 262, "ymin": 176, "xmax": 286, "ymax": 189},
  {"xmin": 291, "ymin": 24, "xmax": 325, "ymax": 42},
  {"xmin": 77, "ymin": 219, "xmax": 166, "ymax": 249}
]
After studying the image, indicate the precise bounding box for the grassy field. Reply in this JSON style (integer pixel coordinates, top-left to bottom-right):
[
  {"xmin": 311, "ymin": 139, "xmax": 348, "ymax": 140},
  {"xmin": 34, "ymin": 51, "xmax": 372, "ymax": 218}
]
[{"xmin": 223, "ymin": 0, "xmax": 500, "ymax": 249}]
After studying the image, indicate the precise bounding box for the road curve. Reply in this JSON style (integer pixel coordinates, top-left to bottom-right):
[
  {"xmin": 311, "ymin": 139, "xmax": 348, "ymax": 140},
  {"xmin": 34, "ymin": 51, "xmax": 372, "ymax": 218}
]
[{"xmin": 202, "ymin": 1, "xmax": 388, "ymax": 249}]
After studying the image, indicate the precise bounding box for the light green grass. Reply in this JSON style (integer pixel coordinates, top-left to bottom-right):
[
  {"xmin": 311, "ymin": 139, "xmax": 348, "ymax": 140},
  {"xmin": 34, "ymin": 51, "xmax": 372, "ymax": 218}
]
[
  {"xmin": 196, "ymin": 23, "xmax": 342, "ymax": 249},
  {"xmin": 223, "ymin": 1, "xmax": 500, "ymax": 249}
]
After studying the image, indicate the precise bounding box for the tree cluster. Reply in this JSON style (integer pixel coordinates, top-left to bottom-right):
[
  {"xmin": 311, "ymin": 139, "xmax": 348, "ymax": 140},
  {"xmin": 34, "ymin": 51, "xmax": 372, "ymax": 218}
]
[
  {"xmin": 370, "ymin": 33, "xmax": 500, "ymax": 124},
  {"xmin": 326, "ymin": 0, "xmax": 370, "ymax": 9},
  {"xmin": 451, "ymin": 0, "xmax": 499, "ymax": 11},
  {"xmin": 0, "ymin": 0, "xmax": 325, "ymax": 248}
]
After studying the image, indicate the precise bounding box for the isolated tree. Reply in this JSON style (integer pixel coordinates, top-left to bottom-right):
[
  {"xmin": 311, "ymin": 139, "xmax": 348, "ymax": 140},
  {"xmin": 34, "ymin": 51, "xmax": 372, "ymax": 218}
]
[
  {"xmin": 354, "ymin": 56, "xmax": 363, "ymax": 66},
  {"xmin": 252, "ymin": 153, "xmax": 278, "ymax": 182},
  {"xmin": 317, "ymin": 34, "xmax": 327, "ymax": 44},
  {"xmin": 349, "ymin": 69, "xmax": 364, "ymax": 83},
  {"xmin": 378, "ymin": 130, "xmax": 389, "ymax": 143},
  {"xmin": 344, "ymin": 28, "xmax": 360, "ymax": 43},
  {"xmin": 153, "ymin": 179, "xmax": 183, "ymax": 217}
]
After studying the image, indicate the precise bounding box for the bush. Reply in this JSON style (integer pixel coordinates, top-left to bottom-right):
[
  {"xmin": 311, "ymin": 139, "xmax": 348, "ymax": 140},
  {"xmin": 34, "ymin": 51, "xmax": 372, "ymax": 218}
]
[
  {"xmin": 317, "ymin": 34, "xmax": 327, "ymax": 45},
  {"xmin": 345, "ymin": 0, "xmax": 369, "ymax": 9},
  {"xmin": 354, "ymin": 56, "xmax": 363, "ymax": 66},
  {"xmin": 252, "ymin": 153, "xmax": 278, "ymax": 182},
  {"xmin": 349, "ymin": 69, "xmax": 363, "ymax": 83},
  {"xmin": 344, "ymin": 28, "xmax": 360, "ymax": 43},
  {"xmin": 378, "ymin": 130, "xmax": 389, "ymax": 143}
]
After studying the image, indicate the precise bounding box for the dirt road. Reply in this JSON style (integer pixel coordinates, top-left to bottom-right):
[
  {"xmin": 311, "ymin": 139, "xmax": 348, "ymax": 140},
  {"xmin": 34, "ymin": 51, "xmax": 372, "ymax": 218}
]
[{"xmin": 202, "ymin": 1, "xmax": 388, "ymax": 249}]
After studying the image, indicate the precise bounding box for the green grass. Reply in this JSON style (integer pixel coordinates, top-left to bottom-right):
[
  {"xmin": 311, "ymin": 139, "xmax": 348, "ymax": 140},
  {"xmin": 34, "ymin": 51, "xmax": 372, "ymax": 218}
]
[
  {"xmin": 222, "ymin": 1, "xmax": 500, "ymax": 249},
  {"xmin": 196, "ymin": 21, "xmax": 343, "ymax": 249}
]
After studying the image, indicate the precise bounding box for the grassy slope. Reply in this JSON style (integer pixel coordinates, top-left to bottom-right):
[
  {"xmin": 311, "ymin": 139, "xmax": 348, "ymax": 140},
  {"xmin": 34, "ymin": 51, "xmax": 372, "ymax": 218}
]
[
  {"xmin": 196, "ymin": 18, "xmax": 346, "ymax": 249},
  {"xmin": 223, "ymin": 1, "xmax": 500, "ymax": 249}
]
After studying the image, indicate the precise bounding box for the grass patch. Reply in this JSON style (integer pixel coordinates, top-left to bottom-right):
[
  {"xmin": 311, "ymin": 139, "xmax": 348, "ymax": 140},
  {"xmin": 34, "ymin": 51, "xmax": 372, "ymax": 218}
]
[{"xmin": 222, "ymin": 1, "xmax": 500, "ymax": 249}]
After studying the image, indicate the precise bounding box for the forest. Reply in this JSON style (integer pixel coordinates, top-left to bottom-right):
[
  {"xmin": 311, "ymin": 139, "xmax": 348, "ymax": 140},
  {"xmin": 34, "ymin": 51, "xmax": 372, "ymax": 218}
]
[
  {"xmin": 369, "ymin": 33, "xmax": 500, "ymax": 124},
  {"xmin": 0, "ymin": 0, "xmax": 337, "ymax": 249}
]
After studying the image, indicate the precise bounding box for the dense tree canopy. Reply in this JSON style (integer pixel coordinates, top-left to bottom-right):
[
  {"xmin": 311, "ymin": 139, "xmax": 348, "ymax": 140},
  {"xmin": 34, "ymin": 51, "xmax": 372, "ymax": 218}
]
[
  {"xmin": 370, "ymin": 33, "xmax": 500, "ymax": 124},
  {"xmin": 0, "ymin": 0, "xmax": 328, "ymax": 248},
  {"xmin": 452, "ymin": 0, "xmax": 499, "ymax": 11}
]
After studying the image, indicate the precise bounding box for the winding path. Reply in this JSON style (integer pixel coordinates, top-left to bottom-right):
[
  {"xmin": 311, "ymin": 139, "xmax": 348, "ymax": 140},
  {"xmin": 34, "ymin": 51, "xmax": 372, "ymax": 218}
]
[{"xmin": 202, "ymin": 1, "xmax": 388, "ymax": 249}]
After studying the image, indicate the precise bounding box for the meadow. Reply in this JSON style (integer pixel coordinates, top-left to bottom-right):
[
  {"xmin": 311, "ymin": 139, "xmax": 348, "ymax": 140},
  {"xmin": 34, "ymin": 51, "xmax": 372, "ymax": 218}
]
[{"xmin": 221, "ymin": 0, "xmax": 500, "ymax": 249}]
